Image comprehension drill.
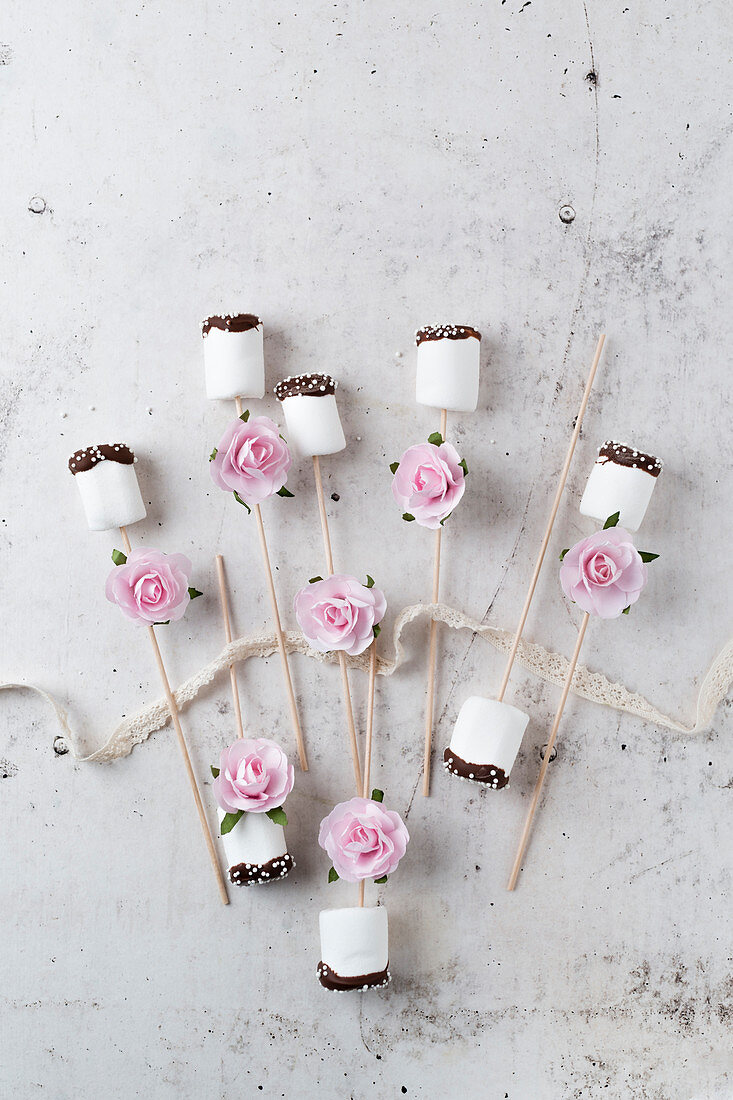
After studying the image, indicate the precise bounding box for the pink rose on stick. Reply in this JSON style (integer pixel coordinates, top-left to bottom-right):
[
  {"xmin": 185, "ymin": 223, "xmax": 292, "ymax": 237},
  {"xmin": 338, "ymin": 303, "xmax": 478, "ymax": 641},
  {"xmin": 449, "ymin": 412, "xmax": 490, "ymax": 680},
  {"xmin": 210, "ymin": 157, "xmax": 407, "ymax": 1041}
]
[
  {"xmin": 210, "ymin": 414, "xmax": 292, "ymax": 507},
  {"xmin": 560, "ymin": 527, "xmax": 649, "ymax": 619},
  {"xmin": 391, "ymin": 439, "xmax": 467, "ymax": 528},
  {"xmin": 106, "ymin": 548, "xmax": 194, "ymax": 624},
  {"xmin": 294, "ymin": 574, "xmax": 387, "ymax": 657},
  {"xmin": 213, "ymin": 738, "xmax": 294, "ymax": 815},
  {"xmin": 319, "ymin": 796, "xmax": 409, "ymax": 882}
]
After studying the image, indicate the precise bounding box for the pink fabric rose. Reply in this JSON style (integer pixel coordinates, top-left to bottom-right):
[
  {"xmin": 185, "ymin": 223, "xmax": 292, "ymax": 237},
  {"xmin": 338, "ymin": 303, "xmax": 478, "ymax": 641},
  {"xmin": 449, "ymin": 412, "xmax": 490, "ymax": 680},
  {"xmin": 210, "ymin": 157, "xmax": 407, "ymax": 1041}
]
[
  {"xmin": 213, "ymin": 738, "xmax": 294, "ymax": 814},
  {"xmin": 294, "ymin": 574, "xmax": 387, "ymax": 656},
  {"xmin": 560, "ymin": 527, "xmax": 648, "ymax": 619},
  {"xmin": 105, "ymin": 548, "xmax": 192, "ymax": 624},
  {"xmin": 210, "ymin": 414, "xmax": 291, "ymax": 505},
  {"xmin": 391, "ymin": 441, "xmax": 466, "ymax": 529},
  {"xmin": 318, "ymin": 797, "xmax": 409, "ymax": 882}
]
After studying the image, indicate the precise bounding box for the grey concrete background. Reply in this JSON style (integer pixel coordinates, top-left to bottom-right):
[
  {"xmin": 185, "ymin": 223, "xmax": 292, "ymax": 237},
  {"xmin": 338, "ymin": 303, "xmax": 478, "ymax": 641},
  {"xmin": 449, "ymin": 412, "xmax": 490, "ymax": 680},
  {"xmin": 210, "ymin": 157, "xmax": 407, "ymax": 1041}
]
[{"xmin": 1, "ymin": 1, "xmax": 731, "ymax": 1097}]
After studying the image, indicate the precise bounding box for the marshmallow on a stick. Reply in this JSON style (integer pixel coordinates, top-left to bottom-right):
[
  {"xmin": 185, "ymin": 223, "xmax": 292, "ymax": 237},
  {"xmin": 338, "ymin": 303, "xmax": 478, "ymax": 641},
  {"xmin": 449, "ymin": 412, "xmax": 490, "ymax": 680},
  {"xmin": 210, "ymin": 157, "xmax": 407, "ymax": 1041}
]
[
  {"xmin": 415, "ymin": 324, "xmax": 482, "ymax": 412},
  {"xmin": 444, "ymin": 696, "xmax": 529, "ymax": 789},
  {"xmin": 68, "ymin": 444, "xmax": 146, "ymax": 532},
  {"xmin": 317, "ymin": 906, "xmax": 390, "ymax": 992},
  {"xmin": 274, "ymin": 373, "xmax": 346, "ymax": 457},
  {"xmin": 579, "ymin": 441, "xmax": 663, "ymax": 532},
  {"xmin": 202, "ymin": 314, "xmax": 265, "ymax": 400},
  {"xmin": 218, "ymin": 810, "xmax": 294, "ymax": 887}
]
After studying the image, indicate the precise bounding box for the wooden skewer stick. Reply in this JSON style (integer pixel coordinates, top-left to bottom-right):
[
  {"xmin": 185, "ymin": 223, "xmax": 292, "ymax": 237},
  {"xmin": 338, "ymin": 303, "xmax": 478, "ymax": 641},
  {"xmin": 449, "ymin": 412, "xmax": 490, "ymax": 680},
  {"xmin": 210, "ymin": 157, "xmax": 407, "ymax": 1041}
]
[
  {"xmin": 119, "ymin": 526, "xmax": 229, "ymax": 906},
  {"xmin": 234, "ymin": 396, "xmax": 308, "ymax": 771},
  {"xmin": 358, "ymin": 641, "xmax": 378, "ymax": 908},
  {"xmin": 215, "ymin": 554, "xmax": 245, "ymax": 739},
  {"xmin": 312, "ymin": 454, "xmax": 363, "ymax": 793},
  {"xmin": 496, "ymin": 333, "xmax": 605, "ymax": 703},
  {"xmin": 422, "ymin": 406, "xmax": 448, "ymax": 797},
  {"xmin": 506, "ymin": 611, "xmax": 590, "ymax": 891}
]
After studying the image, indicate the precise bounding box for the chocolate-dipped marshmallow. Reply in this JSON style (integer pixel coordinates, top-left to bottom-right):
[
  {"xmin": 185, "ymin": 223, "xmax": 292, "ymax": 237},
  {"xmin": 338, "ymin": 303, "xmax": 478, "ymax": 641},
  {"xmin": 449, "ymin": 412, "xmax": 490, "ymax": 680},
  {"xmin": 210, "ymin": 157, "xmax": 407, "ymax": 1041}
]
[
  {"xmin": 317, "ymin": 906, "xmax": 390, "ymax": 992},
  {"xmin": 68, "ymin": 444, "xmax": 146, "ymax": 532},
  {"xmin": 202, "ymin": 313, "xmax": 265, "ymax": 400},
  {"xmin": 579, "ymin": 441, "xmax": 663, "ymax": 533},
  {"xmin": 274, "ymin": 373, "xmax": 346, "ymax": 457},
  {"xmin": 218, "ymin": 810, "xmax": 294, "ymax": 887},
  {"xmin": 444, "ymin": 697, "xmax": 529, "ymax": 789},
  {"xmin": 415, "ymin": 324, "xmax": 482, "ymax": 412}
]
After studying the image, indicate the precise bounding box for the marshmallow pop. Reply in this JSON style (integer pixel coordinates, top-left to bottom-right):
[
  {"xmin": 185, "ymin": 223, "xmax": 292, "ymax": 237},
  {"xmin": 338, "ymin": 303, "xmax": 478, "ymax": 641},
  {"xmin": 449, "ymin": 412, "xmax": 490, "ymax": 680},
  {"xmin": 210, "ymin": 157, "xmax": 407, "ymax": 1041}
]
[
  {"xmin": 416, "ymin": 324, "xmax": 482, "ymax": 796},
  {"xmin": 443, "ymin": 335, "xmax": 607, "ymax": 795},
  {"xmin": 580, "ymin": 441, "xmax": 663, "ymax": 532},
  {"xmin": 318, "ymin": 906, "xmax": 390, "ymax": 991},
  {"xmin": 69, "ymin": 443, "xmax": 229, "ymax": 904},
  {"xmin": 219, "ymin": 809, "xmax": 294, "ymax": 887}
]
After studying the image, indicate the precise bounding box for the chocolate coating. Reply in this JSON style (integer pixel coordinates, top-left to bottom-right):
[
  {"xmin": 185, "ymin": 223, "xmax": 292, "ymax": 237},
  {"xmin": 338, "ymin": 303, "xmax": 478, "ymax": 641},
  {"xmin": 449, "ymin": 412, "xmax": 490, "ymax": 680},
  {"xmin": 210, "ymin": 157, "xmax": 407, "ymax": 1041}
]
[
  {"xmin": 274, "ymin": 373, "xmax": 337, "ymax": 400},
  {"xmin": 68, "ymin": 444, "xmax": 135, "ymax": 475},
  {"xmin": 201, "ymin": 313, "xmax": 261, "ymax": 337},
  {"xmin": 443, "ymin": 747, "xmax": 509, "ymax": 789},
  {"xmin": 317, "ymin": 961, "xmax": 390, "ymax": 991},
  {"xmin": 597, "ymin": 441, "xmax": 662, "ymax": 477},
  {"xmin": 415, "ymin": 324, "xmax": 481, "ymax": 346},
  {"xmin": 229, "ymin": 852, "xmax": 294, "ymax": 887}
]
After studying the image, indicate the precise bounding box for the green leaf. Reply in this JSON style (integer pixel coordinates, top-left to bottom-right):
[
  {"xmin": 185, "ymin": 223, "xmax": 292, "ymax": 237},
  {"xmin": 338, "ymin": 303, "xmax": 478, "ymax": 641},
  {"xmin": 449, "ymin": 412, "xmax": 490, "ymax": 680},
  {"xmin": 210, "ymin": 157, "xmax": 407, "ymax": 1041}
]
[
  {"xmin": 309, "ymin": 575, "xmax": 323, "ymax": 584},
  {"xmin": 373, "ymin": 623, "xmax": 381, "ymax": 638},
  {"xmin": 266, "ymin": 806, "xmax": 288, "ymax": 827},
  {"xmin": 371, "ymin": 788, "xmax": 384, "ymax": 803},
  {"xmin": 427, "ymin": 431, "xmax": 443, "ymax": 446},
  {"xmin": 188, "ymin": 587, "xmax": 203, "ymax": 600},
  {"xmin": 389, "ymin": 461, "xmax": 400, "ymax": 474},
  {"xmin": 239, "ymin": 409, "xmax": 250, "ymax": 422},
  {"xmin": 459, "ymin": 458, "xmax": 469, "ymax": 477},
  {"xmin": 328, "ymin": 866, "xmax": 339, "ymax": 883},
  {"xmin": 210, "ymin": 765, "xmax": 220, "ymax": 779},
  {"xmin": 639, "ymin": 551, "xmax": 659, "ymax": 563},
  {"xmin": 365, "ymin": 574, "xmax": 375, "ymax": 589},
  {"xmin": 153, "ymin": 620, "xmax": 171, "ymax": 626},
  {"xmin": 603, "ymin": 511, "xmax": 620, "ymax": 529},
  {"xmin": 111, "ymin": 549, "xmax": 127, "ymax": 566},
  {"xmin": 559, "ymin": 548, "xmax": 569, "ymax": 561},
  {"xmin": 622, "ymin": 605, "xmax": 631, "ymax": 615},
  {"xmin": 440, "ymin": 513, "xmax": 452, "ymax": 527},
  {"xmin": 374, "ymin": 875, "xmax": 388, "ymax": 884},
  {"xmin": 233, "ymin": 491, "xmax": 251, "ymax": 514},
  {"xmin": 276, "ymin": 485, "xmax": 294, "ymax": 498},
  {"xmin": 220, "ymin": 810, "xmax": 244, "ymax": 835},
  {"xmin": 209, "ymin": 447, "xmax": 218, "ymax": 462},
  {"xmin": 402, "ymin": 513, "xmax": 415, "ymax": 522}
]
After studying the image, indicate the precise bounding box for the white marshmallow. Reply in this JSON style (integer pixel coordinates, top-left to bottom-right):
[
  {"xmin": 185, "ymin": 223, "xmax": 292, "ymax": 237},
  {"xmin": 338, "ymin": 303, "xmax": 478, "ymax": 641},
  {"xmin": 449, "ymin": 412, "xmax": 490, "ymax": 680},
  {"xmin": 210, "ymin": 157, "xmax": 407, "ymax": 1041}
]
[
  {"xmin": 70, "ymin": 449, "xmax": 146, "ymax": 532},
  {"xmin": 275, "ymin": 375, "xmax": 346, "ymax": 456},
  {"xmin": 415, "ymin": 325, "xmax": 481, "ymax": 412},
  {"xmin": 202, "ymin": 317, "xmax": 265, "ymax": 400},
  {"xmin": 218, "ymin": 809, "xmax": 289, "ymax": 876},
  {"xmin": 579, "ymin": 441, "xmax": 663, "ymax": 533},
  {"xmin": 318, "ymin": 906, "xmax": 389, "ymax": 990},
  {"xmin": 445, "ymin": 696, "xmax": 529, "ymax": 788}
]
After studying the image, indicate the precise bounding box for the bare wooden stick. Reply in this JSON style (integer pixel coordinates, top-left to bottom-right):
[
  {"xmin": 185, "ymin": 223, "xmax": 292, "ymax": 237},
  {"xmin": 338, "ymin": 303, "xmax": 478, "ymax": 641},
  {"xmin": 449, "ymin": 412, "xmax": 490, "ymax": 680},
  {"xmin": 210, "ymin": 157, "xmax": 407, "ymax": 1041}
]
[
  {"xmin": 311, "ymin": 453, "xmax": 362, "ymax": 793},
  {"xmin": 496, "ymin": 334, "xmax": 605, "ymax": 703},
  {"xmin": 422, "ymin": 406, "xmax": 448, "ymax": 796},
  {"xmin": 506, "ymin": 612, "xmax": 590, "ymax": 891},
  {"xmin": 358, "ymin": 641, "xmax": 378, "ymax": 909},
  {"xmin": 234, "ymin": 396, "xmax": 308, "ymax": 770},
  {"xmin": 215, "ymin": 554, "xmax": 245, "ymax": 739},
  {"xmin": 119, "ymin": 526, "xmax": 229, "ymax": 905}
]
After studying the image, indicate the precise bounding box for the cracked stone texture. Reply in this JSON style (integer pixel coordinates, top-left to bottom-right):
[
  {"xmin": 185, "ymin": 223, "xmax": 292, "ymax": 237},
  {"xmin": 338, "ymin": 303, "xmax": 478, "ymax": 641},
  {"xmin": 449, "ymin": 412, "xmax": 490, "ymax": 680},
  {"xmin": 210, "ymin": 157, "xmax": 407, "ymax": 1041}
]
[{"xmin": 0, "ymin": 1, "xmax": 731, "ymax": 1097}]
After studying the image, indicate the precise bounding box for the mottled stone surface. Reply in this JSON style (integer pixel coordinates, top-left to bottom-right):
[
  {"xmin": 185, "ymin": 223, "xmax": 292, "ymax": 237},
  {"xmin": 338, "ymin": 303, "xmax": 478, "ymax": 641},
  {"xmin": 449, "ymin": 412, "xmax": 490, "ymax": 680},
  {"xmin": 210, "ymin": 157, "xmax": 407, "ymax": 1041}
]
[{"xmin": 0, "ymin": 1, "xmax": 731, "ymax": 1097}]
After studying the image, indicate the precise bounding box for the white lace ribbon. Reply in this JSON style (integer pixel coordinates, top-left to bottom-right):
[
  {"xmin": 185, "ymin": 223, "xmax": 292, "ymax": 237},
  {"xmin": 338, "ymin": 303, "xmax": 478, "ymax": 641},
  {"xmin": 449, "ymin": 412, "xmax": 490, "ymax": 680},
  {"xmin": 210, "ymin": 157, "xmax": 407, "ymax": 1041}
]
[{"xmin": 2, "ymin": 602, "xmax": 731, "ymax": 763}]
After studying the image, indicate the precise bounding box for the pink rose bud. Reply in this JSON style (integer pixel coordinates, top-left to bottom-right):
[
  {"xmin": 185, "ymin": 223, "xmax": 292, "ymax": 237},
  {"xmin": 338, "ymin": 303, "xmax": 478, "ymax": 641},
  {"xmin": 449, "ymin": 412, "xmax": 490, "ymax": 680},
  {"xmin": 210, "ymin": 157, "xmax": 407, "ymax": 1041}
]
[
  {"xmin": 210, "ymin": 414, "xmax": 291, "ymax": 506},
  {"xmin": 294, "ymin": 574, "xmax": 387, "ymax": 656},
  {"xmin": 391, "ymin": 441, "xmax": 466, "ymax": 529},
  {"xmin": 105, "ymin": 548, "xmax": 193, "ymax": 625},
  {"xmin": 213, "ymin": 738, "xmax": 294, "ymax": 814},
  {"xmin": 318, "ymin": 797, "xmax": 409, "ymax": 882},
  {"xmin": 559, "ymin": 527, "xmax": 648, "ymax": 619}
]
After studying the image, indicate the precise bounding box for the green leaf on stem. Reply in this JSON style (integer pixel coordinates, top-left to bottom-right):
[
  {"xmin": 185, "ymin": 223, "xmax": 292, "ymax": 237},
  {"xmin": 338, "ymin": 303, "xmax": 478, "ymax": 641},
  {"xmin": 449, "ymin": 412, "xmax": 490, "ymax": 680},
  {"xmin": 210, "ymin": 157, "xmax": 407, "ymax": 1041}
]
[
  {"xmin": 639, "ymin": 551, "xmax": 659, "ymax": 563},
  {"xmin": 328, "ymin": 866, "xmax": 339, "ymax": 883},
  {"xmin": 188, "ymin": 587, "xmax": 203, "ymax": 600},
  {"xmin": 309, "ymin": 576, "xmax": 323, "ymax": 584},
  {"xmin": 603, "ymin": 512, "xmax": 620, "ymax": 529},
  {"xmin": 210, "ymin": 765, "xmax": 220, "ymax": 779},
  {"xmin": 559, "ymin": 548, "xmax": 569, "ymax": 561},
  {"xmin": 111, "ymin": 549, "xmax": 127, "ymax": 566},
  {"xmin": 220, "ymin": 810, "xmax": 244, "ymax": 835},
  {"xmin": 239, "ymin": 409, "xmax": 250, "ymax": 422},
  {"xmin": 233, "ymin": 491, "xmax": 251, "ymax": 514},
  {"xmin": 371, "ymin": 788, "xmax": 384, "ymax": 803},
  {"xmin": 365, "ymin": 575, "xmax": 375, "ymax": 589},
  {"xmin": 459, "ymin": 458, "xmax": 469, "ymax": 477},
  {"xmin": 402, "ymin": 513, "xmax": 415, "ymax": 522},
  {"xmin": 373, "ymin": 623, "xmax": 381, "ymax": 638},
  {"xmin": 374, "ymin": 875, "xmax": 388, "ymax": 884},
  {"xmin": 266, "ymin": 806, "xmax": 288, "ymax": 827},
  {"xmin": 209, "ymin": 447, "xmax": 218, "ymax": 462},
  {"xmin": 389, "ymin": 461, "xmax": 400, "ymax": 474},
  {"xmin": 622, "ymin": 606, "xmax": 631, "ymax": 615},
  {"xmin": 428, "ymin": 432, "xmax": 443, "ymax": 446},
  {"xmin": 276, "ymin": 486, "xmax": 294, "ymax": 498}
]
